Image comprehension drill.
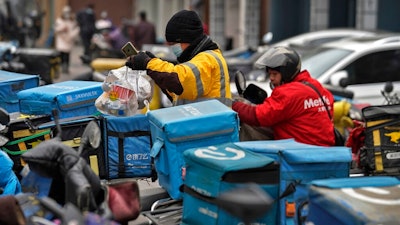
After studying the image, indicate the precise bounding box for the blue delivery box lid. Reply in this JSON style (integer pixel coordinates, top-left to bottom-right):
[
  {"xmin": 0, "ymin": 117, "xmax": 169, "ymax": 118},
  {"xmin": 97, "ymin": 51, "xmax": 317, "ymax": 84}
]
[
  {"xmin": 17, "ymin": 80, "xmax": 102, "ymax": 118},
  {"xmin": 0, "ymin": 70, "xmax": 39, "ymax": 113}
]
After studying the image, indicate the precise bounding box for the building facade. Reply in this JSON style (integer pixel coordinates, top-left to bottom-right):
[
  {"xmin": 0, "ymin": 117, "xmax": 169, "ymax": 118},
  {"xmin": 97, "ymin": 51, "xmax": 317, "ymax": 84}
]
[{"xmin": 35, "ymin": 0, "xmax": 400, "ymax": 50}]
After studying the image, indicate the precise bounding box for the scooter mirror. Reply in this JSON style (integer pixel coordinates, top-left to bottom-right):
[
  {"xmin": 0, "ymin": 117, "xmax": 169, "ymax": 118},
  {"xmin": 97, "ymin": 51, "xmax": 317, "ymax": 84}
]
[
  {"xmin": 384, "ymin": 81, "xmax": 394, "ymax": 93},
  {"xmin": 234, "ymin": 70, "xmax": 246, "ymax": 96},
  {"xmin": 0, "ymin": 107, "xmax": 10, "ymax": 126},
  {"xmin": 0, "ymin": 134, "xmax": 9, "ymax": 147},
  {"xmin": 243, "ymin": 84, "xmax": 268, "ymax": 104},
  {"xmin": 214, "ymin": 183, "xmax": 273, "ymax": 225},
  {"xmin": 262, "ymin": 32, "xmax": 273, "ymax": 44},
  {"xmin": 85, "ymin": 120, "xmax": 101, "ymax": 149},
  {"xmin": 77, "ymin": 120, "xmax": 101, "ymax": 155}
]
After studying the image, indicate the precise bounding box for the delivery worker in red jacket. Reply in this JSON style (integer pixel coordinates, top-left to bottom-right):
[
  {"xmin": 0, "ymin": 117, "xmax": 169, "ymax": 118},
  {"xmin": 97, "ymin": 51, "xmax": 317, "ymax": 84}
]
[
  {"xmin": 125, "ymin": 10, "xmax": 231, "ymax": 107},
  {"xmin": 232, "ymin": 46, "xmax": 335, "ymax": 146}
]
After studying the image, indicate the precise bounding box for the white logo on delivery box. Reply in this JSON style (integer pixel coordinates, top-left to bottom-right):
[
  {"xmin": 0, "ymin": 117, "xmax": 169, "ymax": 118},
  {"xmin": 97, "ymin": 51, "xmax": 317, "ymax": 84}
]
[
  {"xmin": 194, "ymin": 146, "xmax": 245, "ymax": 160},
  {"xmin": 341, "ymin": 186, "xmax": 400, "ymax": 205},
  {"xmin": 65, "ymin": 91, "xmax": 99, "ymax": 102},
  {"xmin": 126, "ymin": 153, "xmax": 149, "ymax": 161}
]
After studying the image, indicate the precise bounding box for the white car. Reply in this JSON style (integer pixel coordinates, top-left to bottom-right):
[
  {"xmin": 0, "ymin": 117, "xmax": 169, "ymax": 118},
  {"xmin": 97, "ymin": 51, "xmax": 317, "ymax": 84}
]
[
  {"xmin": 272, "ymin": 28, "xmax": 380, "ymax": 50},
  {"xmin": 302, "ymin": 35, "xmax": 400, "ymax": 105},
  {"xmin": 233, "ymin": 34, "xmax": 400, "ymax": 106},
  {"xmin": 226, "ymin": 28, "xmax": 385, "ymax": 73}
]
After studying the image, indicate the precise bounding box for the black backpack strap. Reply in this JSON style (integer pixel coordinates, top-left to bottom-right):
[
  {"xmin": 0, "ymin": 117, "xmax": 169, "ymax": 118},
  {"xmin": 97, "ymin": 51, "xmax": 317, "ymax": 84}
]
[
  {"xmin": 107, "ymin": 130, "xmax": 150, "ymax": 177},
  {"xmin": 365, "ymin": 119, "xmax": 400, "ymax": 133},
  {"xmin": 302, "ymin": 81, "xmax": 332, "ymax": 119}
]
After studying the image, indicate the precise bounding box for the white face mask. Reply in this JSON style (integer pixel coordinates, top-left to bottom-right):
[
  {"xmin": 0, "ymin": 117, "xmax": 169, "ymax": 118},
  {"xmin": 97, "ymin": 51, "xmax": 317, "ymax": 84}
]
[
  {"xmin": 171, "ymin": 43, "xmax": 183, "ymax": 57},
  {"xmin": 63, "ymin": 12, "xmax": 71, "ymax": 20}
]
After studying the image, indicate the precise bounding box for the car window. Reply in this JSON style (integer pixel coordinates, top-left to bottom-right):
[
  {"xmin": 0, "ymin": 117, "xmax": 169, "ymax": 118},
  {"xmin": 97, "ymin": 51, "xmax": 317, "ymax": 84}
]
[
  {"xmin": 343, "ymin": 49, "xmax": 400, "ymax": 85},
  {"xmin": 301, "ymin": 47, "xmax": 352, "ymax": 79}
]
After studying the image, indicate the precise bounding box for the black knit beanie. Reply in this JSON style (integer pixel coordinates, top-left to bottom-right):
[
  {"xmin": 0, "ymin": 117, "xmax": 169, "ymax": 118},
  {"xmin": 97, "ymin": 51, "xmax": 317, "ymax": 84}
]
[{"xmin": 165, "ymin": 10, "xmax": 204, "ymax": 43}]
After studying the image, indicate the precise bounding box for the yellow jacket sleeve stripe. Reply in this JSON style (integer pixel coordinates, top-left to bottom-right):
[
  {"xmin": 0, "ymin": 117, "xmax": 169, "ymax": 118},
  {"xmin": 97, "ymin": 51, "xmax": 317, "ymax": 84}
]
[
  {"xmin": 207, "ymin": 50, "xmax": 227, "ymax": 98},
  {"xmin": 182, "ymin": 61, "xmax": 204, "ymax": 97}
]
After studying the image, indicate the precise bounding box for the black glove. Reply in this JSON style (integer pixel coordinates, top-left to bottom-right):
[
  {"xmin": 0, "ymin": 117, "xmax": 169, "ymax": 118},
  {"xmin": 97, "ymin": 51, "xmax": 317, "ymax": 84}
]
[
  {"xmin": 145, "ymin": 51, "xmax": 156, "ymax": 58},
  {"xmin": 125, "ymin": 51, "xmax": 151, "ymax": 70}
]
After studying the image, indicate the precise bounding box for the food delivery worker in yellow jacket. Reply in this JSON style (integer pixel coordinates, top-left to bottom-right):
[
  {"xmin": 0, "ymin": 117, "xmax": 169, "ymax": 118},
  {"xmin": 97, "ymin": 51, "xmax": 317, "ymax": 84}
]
[{"xmin": 125, "ymin": 10, "xmax": 232, "ymax": 107}]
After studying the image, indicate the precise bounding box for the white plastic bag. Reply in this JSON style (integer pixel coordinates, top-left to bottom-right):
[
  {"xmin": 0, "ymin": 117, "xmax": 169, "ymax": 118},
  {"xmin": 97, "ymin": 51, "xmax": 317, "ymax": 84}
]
[{"xmin": 95, "ymin": 66, "xmax": 153, "ymax": 116}]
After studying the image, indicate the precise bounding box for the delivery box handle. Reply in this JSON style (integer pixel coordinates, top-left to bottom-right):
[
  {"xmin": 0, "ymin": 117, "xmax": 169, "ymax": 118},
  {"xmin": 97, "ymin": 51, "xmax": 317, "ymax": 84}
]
[{"xmin": 150, "ymin": 138, "xmax": 164, "ymax": 158}]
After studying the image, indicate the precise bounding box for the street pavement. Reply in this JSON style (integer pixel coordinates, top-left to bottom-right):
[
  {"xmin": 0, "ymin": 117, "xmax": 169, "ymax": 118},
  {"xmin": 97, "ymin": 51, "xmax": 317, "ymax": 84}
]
[{"xmin": 53, "ymin": 44, "xmax": 92, "ymax": 83}]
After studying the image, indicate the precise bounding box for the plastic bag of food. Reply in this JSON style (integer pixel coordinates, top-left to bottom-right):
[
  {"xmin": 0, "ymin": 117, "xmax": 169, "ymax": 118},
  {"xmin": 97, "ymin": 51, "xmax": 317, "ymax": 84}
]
[{"xmin": 95, "ymin": 66, "xmax": 153, "ymax": 116}]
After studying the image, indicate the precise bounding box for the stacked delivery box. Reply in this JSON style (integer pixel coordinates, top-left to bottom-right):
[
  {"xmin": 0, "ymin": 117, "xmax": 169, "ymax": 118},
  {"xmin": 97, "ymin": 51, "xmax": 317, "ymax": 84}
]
[
  {"xmin": 17, "ymin": 80, "xmax": 102, "ymax": 119},
  {"xmin": 147, "ymin": 100, "xmax": 240, "ymax": 199},
  {"xmin": 235, "ymin": 139, "xmax": 352, "ymax": 225},
  {"xmin": 182, "ymin": 142, "xmax": 280, "ymax": 225},
  {"xmin": 0, "ymin": 70, "xmax": 40, "ymax": 113}
]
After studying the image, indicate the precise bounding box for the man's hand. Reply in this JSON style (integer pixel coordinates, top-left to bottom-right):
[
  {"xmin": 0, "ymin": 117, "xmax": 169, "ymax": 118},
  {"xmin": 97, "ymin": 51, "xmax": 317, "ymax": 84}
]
[
  {"xmin": 125, "ymin": 51, "xmax": 152, "ymax": 70},
  {"xmin": 232, "ymin": 100, "xmax": 260, "ymax": 126},
  {"xmin": 233, "ymin": 96, "xmax": 252, "ymax": 105}
]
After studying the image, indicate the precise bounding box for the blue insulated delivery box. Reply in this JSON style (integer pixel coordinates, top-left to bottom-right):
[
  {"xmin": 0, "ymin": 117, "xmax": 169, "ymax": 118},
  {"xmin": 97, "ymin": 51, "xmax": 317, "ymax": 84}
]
[
  {"xmin": 102, "ymin": 114, "xmax": 153, "ymax": 180},
  {"xmin": 0, "ymin": 70, "xmax": 39, "ymax": 113},
  {"xmin": 17, "ymin": 80, "xmax": 102, "ymax": 119},
  {"xmin": 236, "ymin": 139, "xmax": 352, "ymax": 225},
  {"xmin": 182, "ymin": 142, "xmax": 280, "ymax": 225},
  {"xmin": 307, "ymin": 176, "xmax": 400, "ymax": 225},
  {"xmin": 147, "ymin": 100, "xmax": 240, "ymax": 199}
]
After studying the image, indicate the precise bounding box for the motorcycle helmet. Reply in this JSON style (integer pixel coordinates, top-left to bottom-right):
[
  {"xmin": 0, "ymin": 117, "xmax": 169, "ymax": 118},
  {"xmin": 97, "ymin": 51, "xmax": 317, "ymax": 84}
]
[{"xmin": 255, "ymin": 46, "xmax": 301, "ymax": 83}]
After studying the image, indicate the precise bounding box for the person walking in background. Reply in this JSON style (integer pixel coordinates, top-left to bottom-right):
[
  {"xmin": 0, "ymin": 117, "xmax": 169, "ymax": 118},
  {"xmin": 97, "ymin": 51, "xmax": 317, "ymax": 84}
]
[
  {"xmin": 76, "ymin": 3, "xmax": 96, "ymax": 62},
  {"xmin": 101, "ymin": 17, "xmax": 132, "ymax": 58},
  {"xmin": 54, "ymin": 6, "xmax": 79, "ymax": 74},
  {"xmin": 95, "ymin": 10, "xmax": 113, "ymax": 33},
  {"xmin": 125, "ymin": 10, "xmax": 231, "ymax": 107},
  {"xmin": 133, "ymin": 11, "xmax": 156, "ymax": 50}
]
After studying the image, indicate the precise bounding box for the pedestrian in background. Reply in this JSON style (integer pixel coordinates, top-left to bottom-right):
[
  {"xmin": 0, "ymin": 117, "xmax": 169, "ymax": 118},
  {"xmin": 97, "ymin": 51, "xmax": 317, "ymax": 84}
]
[
  {"xmin": 95, "ymin": 10, "xmax": 113, "ymax": 32},
  {"xmin": 54, "ymin": 6, "xmax": 79, "ymax": 74},
  {"xmin": 106, "ymin": 18, "xmax": 132, "ymax": 50},
  {"xmin": 133, "ymin": 11, "xmax": 156, "ymax": 50},
  {"xmin": 76, "ymin": 3, "xmax": 96, "ymax": 62}
]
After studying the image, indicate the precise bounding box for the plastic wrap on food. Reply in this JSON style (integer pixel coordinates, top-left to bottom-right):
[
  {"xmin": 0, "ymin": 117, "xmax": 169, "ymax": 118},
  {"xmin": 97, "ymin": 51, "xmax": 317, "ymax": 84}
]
[{"xmin": 95, "ymin": 66, "xmax": 154, "ymax": 116}]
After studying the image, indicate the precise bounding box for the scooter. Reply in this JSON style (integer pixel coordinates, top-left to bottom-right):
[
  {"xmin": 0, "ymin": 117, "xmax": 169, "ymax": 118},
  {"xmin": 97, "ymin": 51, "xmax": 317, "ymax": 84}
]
[
  {"xmin": 0, "ymin": 107, "xmax": 144, "ymax": 224},
  {"xmin": 348, "ymin": 81, "xmax": 400, "ymax": 175},
  {"xmin": 130, "ymin": 70, "xmax": 394, "ymax": 225},
  {"xmin": 235, "ymin": 69, "xmax": 366, "ymax": 143},
  {"xmin": 135, "ymin": 183, "xmax": 274, "ymax": 225},
  {"xmin": 0, "ymin": 108, "xmax": 22, "ymax": 196},
  {"xmin": 0, "ymin": 41, "xmax": 26, "ymax": 73}
]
